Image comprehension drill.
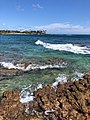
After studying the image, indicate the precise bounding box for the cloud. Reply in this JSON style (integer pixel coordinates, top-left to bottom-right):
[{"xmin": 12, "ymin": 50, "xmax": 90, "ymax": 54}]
[
  {"xmin": 0, "ymin": 23, "xmax": 7, "ymax": 27},
  {"xmin": 32, "ymin": 3, "xmax": 43, "ymax": 10},
  {"xmin": 1, "ymin": 22, "xmax": 90, "ymax": 34},
  {"xmin": 33, "ymin": 23, "xmax": 90, "ymax": 34},
  {"xmin": 16, "ymin": 5, "xmax": 24, "ymax": 12},
  {"xmin": 2, "ymin": 23, "xmax": 6, "ymax": 26},
  {"xmin": 0, "ymin": 23, "xmax": 9, "ymax": 30}
]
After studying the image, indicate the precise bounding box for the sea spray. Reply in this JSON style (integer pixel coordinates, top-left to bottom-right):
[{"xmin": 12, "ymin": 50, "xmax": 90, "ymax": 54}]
[
  {"xmin": 20, "ymin": 84, "xmax": 43, "ymax": 104},
  {"xmin": 52, "ymin": 72, "xmax": 84, "ymax": 87},
  {"xmin": 52, "ymin": 74, "xmax": 68, "ymax": 87}
]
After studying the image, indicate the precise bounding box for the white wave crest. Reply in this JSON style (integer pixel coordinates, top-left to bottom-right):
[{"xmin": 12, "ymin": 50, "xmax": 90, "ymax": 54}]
[
  {"xmin": 52, "ymin": 72, "xmax": 84, "ymax": 87},
  {"xmin": 0, "ymin": 61, "xmax": 67, "ymax": 71},
  {"xmin": 52, "ymin": 74, "xmax": 68, "ymax": 87},
  {"xmin": 0, "ymin": 62, "xmax": 25, "ymax": 70},
  {"xmin": 35, "ymin": 40, "xmax": 90, "ymax": 54},
  {"xmin": 71, "ymin": 71, "xmax": 84, "ymax": 81}
]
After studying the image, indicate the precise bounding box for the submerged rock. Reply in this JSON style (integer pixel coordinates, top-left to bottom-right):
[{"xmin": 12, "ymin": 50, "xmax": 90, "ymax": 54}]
[
  {"xmin": 0, "ymin": 69, "xmax": 23, "ymax": 81},
  {"xmin": 0, "ymin": 74, "xmax": 90, "ymax": 120},
  {"xmin": 0, "ymin": 69, "xmax": 19, "ymax": 75}
]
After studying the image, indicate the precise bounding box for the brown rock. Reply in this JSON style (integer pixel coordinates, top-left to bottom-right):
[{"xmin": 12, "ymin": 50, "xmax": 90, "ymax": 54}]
[
  {"xmin": 83, "ymin": 74, "xmax": 90, "ymax": 80},
  {"xmin": 0, "ymin": 74, "xmax": 90, "ymax": 120},
  {"xmin": 0, "ymin": 90, "xmax": 25, "ymax": 120},
  {"xmin": 0, "ymin": 69, "xmax": 21, "ymax": 76},
  {"xmin": 0, "ymin": 116, "xmax": 3, "ymax": 120}
]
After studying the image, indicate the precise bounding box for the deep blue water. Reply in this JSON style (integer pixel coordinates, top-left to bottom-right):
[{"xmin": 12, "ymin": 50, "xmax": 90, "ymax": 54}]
[{"xmin": 0, "ymin": 34, "xmax": 90, "ymax": 95}]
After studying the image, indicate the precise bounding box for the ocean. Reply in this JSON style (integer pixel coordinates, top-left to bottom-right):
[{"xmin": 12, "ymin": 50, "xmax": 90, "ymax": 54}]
[{"xmin": 0, "ymin": 34, "xmax": 90, "ymax": 97}]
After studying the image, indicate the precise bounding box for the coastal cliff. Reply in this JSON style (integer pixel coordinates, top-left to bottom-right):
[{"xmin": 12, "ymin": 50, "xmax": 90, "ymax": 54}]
[{"xmin": 0, "ymin": 74, "xmax": 90, "ymax": 120}]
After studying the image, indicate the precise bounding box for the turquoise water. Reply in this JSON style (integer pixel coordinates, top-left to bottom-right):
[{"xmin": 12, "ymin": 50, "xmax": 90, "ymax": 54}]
[{"xmin": 0, "ymin": 34, "xmax": 90, "ymax": 95}]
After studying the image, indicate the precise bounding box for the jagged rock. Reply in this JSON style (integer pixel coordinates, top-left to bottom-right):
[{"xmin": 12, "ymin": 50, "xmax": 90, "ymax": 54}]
[
  {"xmin": 0, "ymin": 90, "xmax": 25, "ymax": 120},
  {"xmin": 0, "ymin": 74, "xmax": 90, "ymax": 120}
]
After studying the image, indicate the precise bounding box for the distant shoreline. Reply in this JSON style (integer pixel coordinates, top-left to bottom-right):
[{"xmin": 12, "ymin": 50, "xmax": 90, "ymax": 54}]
[
  {"xmin": 0, "ymin": 30, "xmax": 90, "ymax": 36},
  {"xmin": 0, "ymin": 30, "xmax": 46, "ymax": 35}
]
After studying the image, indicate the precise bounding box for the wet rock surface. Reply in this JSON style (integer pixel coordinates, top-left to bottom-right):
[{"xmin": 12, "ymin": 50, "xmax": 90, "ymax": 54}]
[
  {"xmin": 0, "ymin": 69, "xmax": 21, "ymax": 75},
  {"xmin": 0, "ymin": 69, "xmax": 23, "ymax": 81},
  {"xmin": 0, "ymin": 74, "xmax": 90, "ymax": 120}
]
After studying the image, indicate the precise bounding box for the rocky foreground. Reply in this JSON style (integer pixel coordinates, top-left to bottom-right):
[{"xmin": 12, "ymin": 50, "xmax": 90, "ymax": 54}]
[{"xmin": 0, "ymin": 74, "xmax": 90, "ymax": 120}]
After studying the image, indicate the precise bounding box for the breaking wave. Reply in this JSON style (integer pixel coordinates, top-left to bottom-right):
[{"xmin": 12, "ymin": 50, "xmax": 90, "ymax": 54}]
[
  {"xmin": 0, "ymin": 61, "xmax": 67, "ymax": 71},
  {"xmin": 20, "ymin": 72, "xmax": 84, "ymax": 104},
  {"xmin": 35, "ymin": 40, "xmax": 90, "ymax": 54},
  {"xmin": 52, "ymin": 72, "xmax": 84, "ymax": 87}
]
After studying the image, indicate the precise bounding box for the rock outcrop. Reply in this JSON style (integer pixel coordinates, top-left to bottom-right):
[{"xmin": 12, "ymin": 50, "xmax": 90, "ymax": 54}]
[
  {"xmin": 0, "ymin": 69, "xmax": 23, "ymax": 81},
  {"xmin": 0, "ymin": 74, "xmax": 90, "ymax": 120}
]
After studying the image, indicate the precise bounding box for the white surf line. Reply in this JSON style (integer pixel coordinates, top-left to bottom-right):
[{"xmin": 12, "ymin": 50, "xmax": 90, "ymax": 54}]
[
  {"xmin": 35, "ymin": 40, "xmax": 90, "ymax": 54},
  {"xmin": 0, "ymin": 61, "xmax": 67, "ymax": 71}
]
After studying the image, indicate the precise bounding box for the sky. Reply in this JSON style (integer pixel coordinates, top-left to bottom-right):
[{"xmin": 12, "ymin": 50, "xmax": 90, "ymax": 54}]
[{"xmin": 0, "ymin": 0, "xmax": 90, "ymax": 34}]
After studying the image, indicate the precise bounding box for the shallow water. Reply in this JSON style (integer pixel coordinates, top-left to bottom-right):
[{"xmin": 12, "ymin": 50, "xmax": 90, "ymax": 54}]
[{"xmin": 0, "ymin": 34, "xmax": 90, "ymax": 95}]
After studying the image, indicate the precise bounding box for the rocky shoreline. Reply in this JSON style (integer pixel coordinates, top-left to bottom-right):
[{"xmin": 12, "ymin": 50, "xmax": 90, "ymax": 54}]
[{"xmin": 0, "ymin": 74, "xmax": 90, "ymax": 120}]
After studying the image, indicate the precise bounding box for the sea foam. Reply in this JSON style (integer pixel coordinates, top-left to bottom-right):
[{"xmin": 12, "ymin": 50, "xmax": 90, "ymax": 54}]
[
  {"xmin": 20, "ymin": 84, "xmax": 43, "ymax": 104},
  {"xmin": 52, "ymin": 71, "xmax": 84, "ymax": 87},
  {"xmin": 52, "ymin": 74, "xmax": 68, "ymax": 87},
  {"xmin": 0, "ymin": 61, "xmax": 67, "ymax": 71},
  {"xmin": 35, "ymin": 40, "xmax": 90, "ymax": 54},
  {"xmin": 0, "ymin": 62, "xmax": 25, "ymax": 70},
  {"xmin": 20, "ymin": 72, "xmax": 84, "ymax": 104}
]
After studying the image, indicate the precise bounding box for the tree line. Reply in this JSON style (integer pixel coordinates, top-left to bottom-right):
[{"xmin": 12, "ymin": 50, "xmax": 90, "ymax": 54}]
[{"xmin": 0, "ymin": 30, "xmax": 46, "ymax": 35}]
